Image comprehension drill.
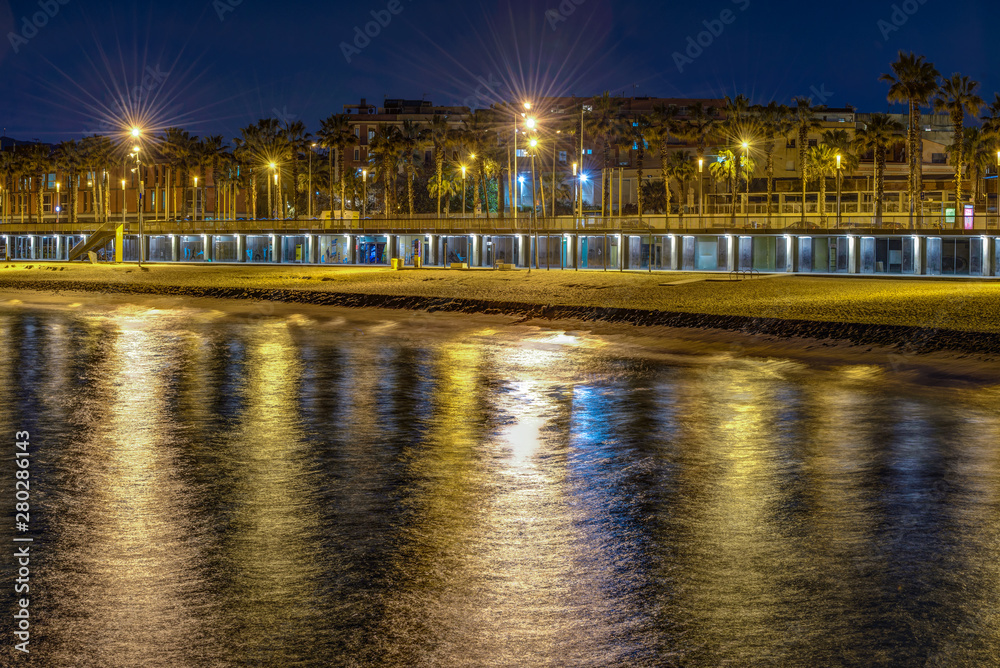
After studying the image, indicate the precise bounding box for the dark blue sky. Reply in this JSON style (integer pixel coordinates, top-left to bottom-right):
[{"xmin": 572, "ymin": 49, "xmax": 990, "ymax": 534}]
[{"xmin": 1, "ymin": 0, "xmax": 997, "ymax": 142}]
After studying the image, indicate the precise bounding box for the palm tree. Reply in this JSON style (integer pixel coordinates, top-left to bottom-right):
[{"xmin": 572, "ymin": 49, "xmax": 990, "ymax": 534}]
[
  {"xmin": 316, "ymin": 114, "xmax": 354, "ymax": 220},
  {"xmin": 677, "ymin": 102, "xmax": 718, "ymax": 167},
  {"xmin": 427, "ymin": 169, "xmax": 460, "ymax": 215},
  {"xmin": 423, "ymin": 114, "xmax": 456, "ymax": 217},
  {"xmin": 709, "ymin": 149, "xmax": 736, "ymax": 220},
  {"xmin": 199, "ymin": 135, "xmax": 228, "ymax": 219},
  {"xmin": 232, "ymin": 125, "xmax": 259, "ymax": 219},
  {"xmin": 854, "ymin": 114, "xmax": 905, "ymax": 225},
  {"xmin": 584, "ymin": 92, "xmax": 623, "ymax": 217},
  {"xmin": 282, "ymin": 120, "xmax": 311, "ymax": 218},
  {"xmin": 162, "ymin": 127, "xmax": 199, "ymax": 219},
  {"xmin": 880, "ymin": 51, "xmax": 940, "ymax": 217},
  {"xmin": 755, "ymin": 102, "xmax": 794, "ymax": 223},
  {"xmin": 24, "ymin": 143, "xmax": 51, "ymax": 224},
  {"xmin": 958, "ymin": 126, "xmax": 998, "ymax": 204},
  {"xmin": 806, "ymin": 144, "xmax": 839, "ymax": 226},
  {"xmin": 0, "ymin": 151, "xmax": 16, "ymax": 223},
  {"xmin": 398, "ymin": 119, "xmax": 424, "ymax": 218},
  {"xmin": 368, "ymin": 124, "xmax": 402, "ymax": 217},
  {"xmin": 53, "ymin": 140, "xmax": 82, "ymax": 222},
  {"xmin": 792, "ymin": 97, "xmax": 823, "ymax": 224},
  {"xmin": 648, "ymin": 103, "xmax": 680, "ymax": 224},
  {"xmin": 626, "ymin": 115, "xmax": 652, "ymax": 219},
  {"xmin": 665, "ymin": 151, "xmax": 696, "ymax": 227},
  {"xmin": 935, "ymin": 73, "xmax": 985, "ymax": 206}
]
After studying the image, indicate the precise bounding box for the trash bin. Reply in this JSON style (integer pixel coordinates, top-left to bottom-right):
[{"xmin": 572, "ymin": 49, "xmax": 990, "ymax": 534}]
[
  {"xmin": 391, "ymin": 258, "xmax": 402, "ymax": 270},
  {"xmin": 414, "ymin": 255, "xmax": 422, "ymax": 268}
]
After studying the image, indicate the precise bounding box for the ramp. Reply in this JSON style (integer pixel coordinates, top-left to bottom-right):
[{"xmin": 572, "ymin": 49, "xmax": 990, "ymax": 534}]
[{"xmin": 68, "ymin": 223, "xmax": 122, "ymax": 262}]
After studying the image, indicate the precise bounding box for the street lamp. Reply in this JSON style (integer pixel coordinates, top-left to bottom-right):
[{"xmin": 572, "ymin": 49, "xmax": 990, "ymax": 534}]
[
  {"xmin": 529, "ymin": 137, "xmax": 540, "ymax": 270},
  {"xmin": 269, "ymin": 162, "xmax": 276, "ymax": 219},
  {"xmin": 194, "ymin": 176, "xmax": 199, "ymax": 221},
  {"xmin": 741, "ymin": 141, "xmax": 750, "ymax": 228},
  {"xmin": 461, "ymin": 165, "xmax": 467, "ymax": 217},
  {"xmin": 132, "ymin": 146, "xmax": 145, "ymax": 266},
  {"xmin": 836, "ymin": 153, "xmax": 842, "ymax": 229},
  {"xmin": 122, "ymin": 179, "xmax": 127, "ymax": 224},
  {"xmin": 362, "ymin": 169, "xmax": 368, "ymax": 221},
  {"xmin": 309, "ymin": 142, "xmax": 316, "ymax": 219},
  {"xmin": 55, "ymin": 182, "xmax": 60, "ymax": 224},
  {"xmin": 697, "ymin": 157, "xmax": 704, "ymax": 230}
]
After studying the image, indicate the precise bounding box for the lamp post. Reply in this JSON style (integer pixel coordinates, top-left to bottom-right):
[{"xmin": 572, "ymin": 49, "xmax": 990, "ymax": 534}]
[
  {"xmin": 132, "ymin": 145, "xmax": 145, "ymax": 266},
  {"xmin": 194, "ymin": 176, "xmax": 199, "ymax": 221},
  {"xmin": 309, "ymin": 143, "xmax": 316, "ymax": 219},
  {"xmin": 836, "ymin": 153, "xmax": 842, "ymax": 229},
  {"xmin": 461, "ymin": 165, "xmax": 467, "ymax": 218},
  {"xmin": 274, "ymin": 171, "xmax": 280, "ymax": 220},
  {"xmin": 268, "ymin": 162, "xmax": 276, "ymax": 219},
  {"xmin": 697, "ymin": 157, "xmax": 704, "ymax": 230},
  {"xmin": 530, "ymin": 137, "xmax": 539, "ymax": 271},
  {"xmin": 572, "ymin": 162, "xmax": 578, "ymax": 221},
  {"xmin": 362, "ymin": 169, "xmax": 367, "ymax": 221},
  {"xmin": 122, "ymin": 179, "xmax": 127, "ymax": 224},
  {"xmin": 742, "ymin": 141, "xmax": 750, "ymax": 228},
  {"xmin": 55, "ymin": 182, "xmax": 60, "ymax": 224},
  {"xmin": 996, "ymin": 151, "xmax": 1000, "ymax": 229}
]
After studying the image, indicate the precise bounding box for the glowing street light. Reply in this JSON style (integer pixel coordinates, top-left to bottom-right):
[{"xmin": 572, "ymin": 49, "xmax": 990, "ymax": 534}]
[
  {"xmin": 461, "ymin": 165, "xmax": 467, "ymax": 217},
  {"xmin": 741, "ymin": 141, "xmax": 750, "ymax": 227},
  {"xmin": 131, "ymin": 127, "xmax": 141, "ymax": 138},
  {"xmin": 697, "ymin": 157, "xmax": 704, "ymax": 230},
  {"xmin": 55, "ymin": 182, "xmax": 60, "ymax": 224},
  {"xmin": 362, "ymin": 169, "xmax": 368, "ymax": 221},
  {"xmin": 836, "ymin": 153, "xmax": 842, "ymax": 228}
]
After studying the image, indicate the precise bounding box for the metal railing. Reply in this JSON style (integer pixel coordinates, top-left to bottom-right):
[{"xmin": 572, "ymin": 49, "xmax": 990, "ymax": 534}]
[{"xmin": 2, "ymin": 212, "xmax": 999, "ymax": 235}]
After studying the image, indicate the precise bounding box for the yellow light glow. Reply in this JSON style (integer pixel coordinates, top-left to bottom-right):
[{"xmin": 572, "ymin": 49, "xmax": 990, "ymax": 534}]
[
  {"xmin": 461, "ymin": 165, "xmax": 466, "ymax": 177},
  {"xmin": 572, "ymin": 162, "xmax": 577, "ymax": 175},
  {"xmin": 530, "ymin": 138, "xmax": 537, "ymax": 147},
  {"xmin": 269, "ymin": 162, "xmax": 276, "ymax": 169},
  {"xmin": 133, "ymin": 145, "xmax": 140, "ymax": 152},
  {"xmin": 523, "ymin": 102, "xmax": 531, "ymax": 110},
  {"xmin": 131, "ymin": 127, "xmax": 140, "ymax": 137},
  {"xmin": 741, "ymin": 141, "xmax": 749, "ymax": 149},
  {"xmin": 121, "ymin": 179, "xmax": 126, "ymax": 188},
  {"xmin": 526, "ymin": 117, "xmax": 536, "ymax": 129}
]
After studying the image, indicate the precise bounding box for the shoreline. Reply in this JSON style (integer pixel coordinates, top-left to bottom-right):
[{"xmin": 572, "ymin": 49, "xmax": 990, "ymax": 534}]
[{"xmin": 2, "ymin": 266, "xmax": 1000, "ymax": 356}]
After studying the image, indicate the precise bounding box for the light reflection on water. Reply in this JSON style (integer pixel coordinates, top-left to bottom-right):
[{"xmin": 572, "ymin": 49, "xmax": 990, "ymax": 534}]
[{"xmin": 1, "ymin": 300, "xmax": 1000, "ymax": 666}]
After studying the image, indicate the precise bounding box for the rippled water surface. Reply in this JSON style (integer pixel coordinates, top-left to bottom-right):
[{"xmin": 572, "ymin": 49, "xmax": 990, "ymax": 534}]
[{"xmin": 2, "ymin": 298, "xmax": 1000, "ymax": 667}]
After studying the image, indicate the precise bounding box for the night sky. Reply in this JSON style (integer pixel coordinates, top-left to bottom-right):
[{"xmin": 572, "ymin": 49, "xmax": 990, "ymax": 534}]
[{"xmin": 1, "ymin": 0, "xmax": 997, "ymax": 142}]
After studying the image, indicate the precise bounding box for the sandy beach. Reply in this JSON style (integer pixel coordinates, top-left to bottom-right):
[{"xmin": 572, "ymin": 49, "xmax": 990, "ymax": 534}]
[{"xmin": 3, "ymin": 262, "xmax": 1000, "ymax": 356}]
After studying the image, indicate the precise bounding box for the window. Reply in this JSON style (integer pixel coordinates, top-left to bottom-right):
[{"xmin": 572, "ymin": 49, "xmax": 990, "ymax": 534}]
[
  {"xmin": 367, "ymin": 130, "xmax": 374, "ymax": 141},
  {"xmin": 559, "ymin": 150, "xmax": 567, "ymax": 163},
  {"xmin": 354, "ymin": 148, "xmax": 359, "ymax": 160},
  {"xmin": 516, "ymin": 149, "xmax": 527, "ymax": 157},
  {"xmin": 47, "ymin": 173, "xmax": 57, "ymax": 189},
  {"xmin": 586, "ymin": 149, "xmax": 593, "ymax": 155},
  {"xmin": 932, "ymin": 153, "xmax": 947, "ymax": 164},
  {"xmin": 354, "ymin": 126, "xmax": 360, "ymax": 137},
  {"xmin": 785, "ymin": 160, "xmax": 794, "ymax": 171},
  {"xmin": 808, "ymin": 139, "xmax": 818, "ymax": 147},
  {"xmin": 786, "ymin": 139, "xmax": 796, "ymax": 148}
]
